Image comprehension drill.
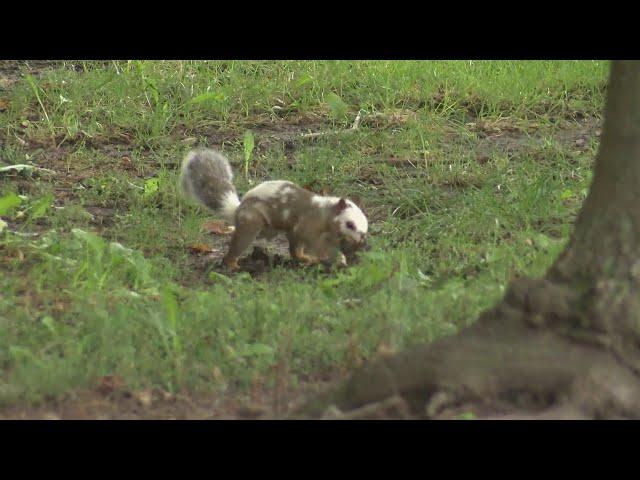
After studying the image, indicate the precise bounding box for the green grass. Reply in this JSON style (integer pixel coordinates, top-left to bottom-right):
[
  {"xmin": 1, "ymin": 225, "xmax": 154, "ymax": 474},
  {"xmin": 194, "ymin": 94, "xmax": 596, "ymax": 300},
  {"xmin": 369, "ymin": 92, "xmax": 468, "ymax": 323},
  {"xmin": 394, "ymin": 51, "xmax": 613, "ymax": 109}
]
[{"xmin": 0, "ymin": 60, "xmax": 607, "ymax": 408}]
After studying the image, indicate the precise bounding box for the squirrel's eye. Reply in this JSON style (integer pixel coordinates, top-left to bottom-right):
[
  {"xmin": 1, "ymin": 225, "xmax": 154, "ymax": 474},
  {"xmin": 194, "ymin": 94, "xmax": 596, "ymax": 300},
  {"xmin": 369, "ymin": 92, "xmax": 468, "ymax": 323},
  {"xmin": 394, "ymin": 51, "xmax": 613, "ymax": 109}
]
[{"xmin": 346, "ymin": 221, "xmax": 356, "ymax": 231}]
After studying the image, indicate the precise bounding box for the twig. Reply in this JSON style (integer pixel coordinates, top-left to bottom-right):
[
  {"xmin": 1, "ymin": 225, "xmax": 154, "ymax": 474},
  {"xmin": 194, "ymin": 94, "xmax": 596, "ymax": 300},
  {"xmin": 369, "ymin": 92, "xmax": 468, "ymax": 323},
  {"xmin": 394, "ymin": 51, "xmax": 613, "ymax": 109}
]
[
  {"xmin": 300, "ymin": 111, "xmax": 363, "ymax": 140},
  {"xmin": 127, "ymin": 181, "xmax": 144, "ymax": 190},
  {"xmin": 351, "ymin": 110, "xmax": 362, "ymax": 130},
  {"xmin": 0, "ymin": 164, "xmax": 57, "ymax": 175},
  {"xmin": 321, "ymin": 395, "xmax": 410, "ymax": 420}
]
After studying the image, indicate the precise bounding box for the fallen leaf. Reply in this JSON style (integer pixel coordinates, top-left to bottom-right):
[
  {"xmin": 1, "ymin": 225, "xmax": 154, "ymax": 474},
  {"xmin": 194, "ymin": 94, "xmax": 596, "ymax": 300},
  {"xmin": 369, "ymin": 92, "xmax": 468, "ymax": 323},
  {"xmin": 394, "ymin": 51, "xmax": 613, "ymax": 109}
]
[
  {"xmin": 133, "ymin": 389, "xmax": 154, "ymax": 407},
  {"xmin": 40, "ymin": 412, "xmax": 61, "ymax": 420},
  {"xmin": 212, "ymin": 366, "xmax": 224, "ymax": 382},
  {"xmin": 376, "ymin": 343, "xmax": 396, "ymax": 357},
  {"xmin": 0, "ymin": 98, "xmax": 10, "ymax": 111},
  {"xmin": 189, "ymin": 243, "xmax": 214, "ymax": 254},
  {"xmin": 157, "ymin": 390, "xmax": 177, "ymax": 402},
  {"xmin": 202, "ymin": 220, "xmax": 234, "ymax": 235},
  {"xmin": 236, "ymin": 403, "xmax": 268, "ymax": 418},
  {"xmin": 96, "ymin": 375, "xmax": 125, "ymax": 395}
]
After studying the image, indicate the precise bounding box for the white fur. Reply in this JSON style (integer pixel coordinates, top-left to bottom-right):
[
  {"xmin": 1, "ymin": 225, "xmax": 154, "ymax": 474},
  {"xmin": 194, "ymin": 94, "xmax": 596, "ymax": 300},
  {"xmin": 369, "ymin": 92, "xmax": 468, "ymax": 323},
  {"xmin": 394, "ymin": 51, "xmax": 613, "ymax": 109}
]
[
  {"xmin": 243, "ymin": 181, "xmax": 295, "ymax": 201},
  {"xmin": 181, "ymin": 150, "xmax": 239, "ymax": 223},
  {"xmin": 312, "ymin": 195, "xmax": 368, "ymax": 241},
  {"xmin": 180, "ymin": 153, "xmax": 196, "ymax": 201},
  {"xmin": 184, "ymin": 150, "xmax": 234, "ymax": 180},
  {"xmin": 337, "ymin": 202, "xmax": 368, "ymax": 242},
  {"xmin": 220, "ymin": 190, "xmax": 241, "ymax": 223},
  {"xmin": 311, "ymin": 195, "xmax": 369, "ymax": 241},
  {"xmin": 311, "ymin": 195, "xmax": 341, "ymax": 207}
]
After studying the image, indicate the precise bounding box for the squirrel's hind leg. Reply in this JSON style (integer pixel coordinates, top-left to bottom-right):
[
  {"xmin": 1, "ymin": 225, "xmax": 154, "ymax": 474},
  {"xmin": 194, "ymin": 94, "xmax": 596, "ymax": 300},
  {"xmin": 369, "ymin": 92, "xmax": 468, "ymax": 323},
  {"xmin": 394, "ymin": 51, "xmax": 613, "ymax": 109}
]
[
  {"xmin": 287, "ymin": 233, "xmax": 320, "ymax": 264},
  {"xmin": 223, "ymin": 209, "xmax": 265, "ymax": 270}
]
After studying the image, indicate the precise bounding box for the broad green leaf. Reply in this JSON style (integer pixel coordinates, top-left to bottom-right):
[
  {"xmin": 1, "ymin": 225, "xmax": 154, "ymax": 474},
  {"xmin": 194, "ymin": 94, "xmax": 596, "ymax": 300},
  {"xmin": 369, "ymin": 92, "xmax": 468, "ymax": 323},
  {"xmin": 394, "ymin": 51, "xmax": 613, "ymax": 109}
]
[
  {"xmin": 295, "ymin": 73, "xmax": 313, "ymax": 87},
  {"xmin": 325, "ymin": 92, "xmax": 348, "ymax": 121},
  {"xmin": 209, "ymin": 271, "xmax": 233, "ymax": 286},
  {"xmin": 0, "ymin": 192, "xmax": 22, "ymax": 215},
  {"xmin": 9, "ymin": 345, "xmax": 34, "ymax": 361},
  {"xmin": 144, "ymin": 178, "xmax": 160, "ymax": 196},
  {"xmin": 72, "ymin": 228, "xmax": 106, "ymax": 254},
  {"xmin": 41, "ymin": 316, "xmax": 57, "ymax": 334},
  {"xmin": 533, "ymin": 233, "xmax": 552, "ymax": 250},
  {"xmin": 30, "ymin": 194, "xmax": 54, "ymax": 220},
  {"xmin": 189, "ymin": 91, "xmax": 225, "ymax": 104},
  {"xmin": 244, "ymin": 130, "xmax": 255, "ymax": 162},
  {"xmin": 559, "ymin": 189, "xmax": 574, "ymax": 201},
  {"xmin": 162, "ymin": 287, "xmax": 180, "ymax": 332},
  {"xmin": 457, "ymin": 412, "xmax": 476, "ymax": 420},
  {"xmin": 239, "ymin": 343, "xmax": 274, "ymax": 357}
]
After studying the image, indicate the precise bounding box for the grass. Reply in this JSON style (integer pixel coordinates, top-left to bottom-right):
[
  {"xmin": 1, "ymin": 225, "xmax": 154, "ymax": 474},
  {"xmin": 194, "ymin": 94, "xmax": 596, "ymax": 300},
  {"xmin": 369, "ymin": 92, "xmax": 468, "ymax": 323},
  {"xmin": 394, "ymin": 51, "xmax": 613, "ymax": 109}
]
[{"xmin": 0, "ymin": 60, "xmax": 608, "ymax": 412}]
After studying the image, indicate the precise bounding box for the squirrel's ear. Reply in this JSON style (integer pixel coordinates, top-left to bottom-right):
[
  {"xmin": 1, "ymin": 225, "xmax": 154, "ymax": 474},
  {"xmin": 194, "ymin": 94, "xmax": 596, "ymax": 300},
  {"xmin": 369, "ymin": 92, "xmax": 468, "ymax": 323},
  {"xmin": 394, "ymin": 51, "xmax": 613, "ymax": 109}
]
[{"xmin": 335, "ymin": 198, "xmax": 348, "ymax": 213}]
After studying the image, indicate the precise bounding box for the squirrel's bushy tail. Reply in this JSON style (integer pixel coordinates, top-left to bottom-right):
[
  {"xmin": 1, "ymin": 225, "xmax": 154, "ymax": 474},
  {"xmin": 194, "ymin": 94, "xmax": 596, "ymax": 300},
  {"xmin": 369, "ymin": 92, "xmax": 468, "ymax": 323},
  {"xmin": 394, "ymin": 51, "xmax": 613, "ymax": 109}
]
[{"xmin": 180, "ymin": 149, "xmax": 241, "ymax": 224}]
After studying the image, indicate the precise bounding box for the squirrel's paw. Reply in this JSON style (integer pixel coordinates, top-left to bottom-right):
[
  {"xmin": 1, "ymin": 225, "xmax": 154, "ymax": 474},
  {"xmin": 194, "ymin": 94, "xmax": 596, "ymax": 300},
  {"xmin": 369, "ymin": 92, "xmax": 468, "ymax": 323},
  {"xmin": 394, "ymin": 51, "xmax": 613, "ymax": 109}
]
[
  {"xmin": 293, "ymin": 246, "xmax": 321, "ymax": 265},
  {"xmin": 222, "ymin": 256, "xmax": 241, "ymax": 271}
]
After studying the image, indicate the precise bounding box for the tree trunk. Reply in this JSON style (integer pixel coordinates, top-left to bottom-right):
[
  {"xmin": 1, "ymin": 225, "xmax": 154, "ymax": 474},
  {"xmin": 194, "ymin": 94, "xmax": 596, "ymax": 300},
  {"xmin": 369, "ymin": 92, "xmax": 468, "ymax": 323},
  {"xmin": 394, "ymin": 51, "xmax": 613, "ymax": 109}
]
[{"xmin": 294, "ymin": 61, "xmax": 640, "ymax": 420}]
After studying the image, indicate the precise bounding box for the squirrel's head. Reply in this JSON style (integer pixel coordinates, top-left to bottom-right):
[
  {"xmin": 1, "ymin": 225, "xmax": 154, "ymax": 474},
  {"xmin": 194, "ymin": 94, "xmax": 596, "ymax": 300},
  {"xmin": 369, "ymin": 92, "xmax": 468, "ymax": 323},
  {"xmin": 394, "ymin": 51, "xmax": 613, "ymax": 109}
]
[{"xmin": 333, "ymin": 198, "xmax": 368, "ymax": 252}]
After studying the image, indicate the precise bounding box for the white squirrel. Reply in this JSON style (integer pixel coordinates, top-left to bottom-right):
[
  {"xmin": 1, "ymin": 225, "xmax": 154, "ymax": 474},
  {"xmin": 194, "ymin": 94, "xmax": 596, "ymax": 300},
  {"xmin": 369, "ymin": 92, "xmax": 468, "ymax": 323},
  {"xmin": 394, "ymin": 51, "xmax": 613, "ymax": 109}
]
[{"xmin": 180, "ymin": 149, "xmax": 368, "ymax": 269}]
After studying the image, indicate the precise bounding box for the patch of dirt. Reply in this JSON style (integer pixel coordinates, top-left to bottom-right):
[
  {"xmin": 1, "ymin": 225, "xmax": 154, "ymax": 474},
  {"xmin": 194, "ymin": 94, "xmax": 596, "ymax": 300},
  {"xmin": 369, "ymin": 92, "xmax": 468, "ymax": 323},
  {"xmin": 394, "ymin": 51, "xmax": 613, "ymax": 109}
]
[
  {"xmin": 0, "ymin": 61, "xmax": 65, "ymax": 91},
  {"xmin": 0, "ymin": 375, "xmax": 341, "ymax": 420},
  {"xmin": 187, "ymin": 235, "xmax": 363, "ymax": 280},
  {"xmin": 470, "ymin": 116, "xmax": 601, "ymax": 161},
  {"xmin": 355, "ymin": 115, "xmax": 601, "ymax": 191}
]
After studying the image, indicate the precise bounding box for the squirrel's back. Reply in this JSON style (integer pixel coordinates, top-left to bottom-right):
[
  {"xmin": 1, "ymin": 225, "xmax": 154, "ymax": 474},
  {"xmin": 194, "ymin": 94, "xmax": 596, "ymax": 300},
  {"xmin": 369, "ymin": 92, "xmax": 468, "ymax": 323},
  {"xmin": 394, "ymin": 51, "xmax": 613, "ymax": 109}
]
[{"xmin": 180, "ymin": 149, "xmax": 241, "ymax": 223}]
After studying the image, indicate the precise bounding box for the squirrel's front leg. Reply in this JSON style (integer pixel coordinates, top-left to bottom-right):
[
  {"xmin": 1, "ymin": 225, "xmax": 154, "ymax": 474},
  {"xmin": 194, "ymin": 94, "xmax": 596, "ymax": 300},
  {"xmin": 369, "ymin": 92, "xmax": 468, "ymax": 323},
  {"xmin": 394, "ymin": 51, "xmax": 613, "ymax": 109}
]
[
  {"xmin": 293, "ymin": 245, "xmax": 321, "ymax": 264},
  {"xmin": 306, "ymin": 233, "xmax": 342, "ymax": 266}
]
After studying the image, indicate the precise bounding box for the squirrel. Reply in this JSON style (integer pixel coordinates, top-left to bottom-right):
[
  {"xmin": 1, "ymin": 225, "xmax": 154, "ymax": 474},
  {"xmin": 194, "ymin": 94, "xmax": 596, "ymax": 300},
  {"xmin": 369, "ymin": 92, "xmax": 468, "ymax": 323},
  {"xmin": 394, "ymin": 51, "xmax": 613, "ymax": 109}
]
[{"xmin": 180, "ymin": 148, "xmax": 369, "ymax": 270}]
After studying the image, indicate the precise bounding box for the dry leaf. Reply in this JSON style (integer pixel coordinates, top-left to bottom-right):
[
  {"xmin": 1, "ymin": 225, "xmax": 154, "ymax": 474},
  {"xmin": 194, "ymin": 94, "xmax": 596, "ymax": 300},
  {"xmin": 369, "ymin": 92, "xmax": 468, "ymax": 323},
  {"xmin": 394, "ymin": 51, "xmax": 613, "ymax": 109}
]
[
  {"xmin": 121, "ymin": 156, "xmax": 136, "ymax": 171},
  {"xmin": 376, "ymin": 343, "xmax": 396, "ymax": 357},
  {"xmin": 212, "ymin": 366, "xmax": 224, "ymax": 382},
  {"xmin": 202, "ymin": 220, "xmax": 234, "ymax": 235},
  {"xmin": 40, "ymin": 412, "xmax": 61, "ymax": 420},
  {"xmin": 0, "ymin": 98, "xmax": 10, "ymax": 112},
  {"xmin": 188, "ymin": 243, "xmax": 214, "ymax": 254},
  {"xmin": 133, "ymin": 389, "xmax": 154, "ymax": 407},
  {"xmin": 96, "ymin": 375, "xmax": 125, "ymax": 395}
]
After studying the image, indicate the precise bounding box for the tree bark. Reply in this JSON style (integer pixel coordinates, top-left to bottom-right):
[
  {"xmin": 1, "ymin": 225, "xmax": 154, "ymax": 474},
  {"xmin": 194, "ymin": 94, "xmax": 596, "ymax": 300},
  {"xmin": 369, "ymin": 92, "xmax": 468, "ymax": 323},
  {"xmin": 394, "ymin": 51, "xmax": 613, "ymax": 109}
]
[{"xmin": 294, "ymin": 61, "xmax": 640, "ymax": 419}]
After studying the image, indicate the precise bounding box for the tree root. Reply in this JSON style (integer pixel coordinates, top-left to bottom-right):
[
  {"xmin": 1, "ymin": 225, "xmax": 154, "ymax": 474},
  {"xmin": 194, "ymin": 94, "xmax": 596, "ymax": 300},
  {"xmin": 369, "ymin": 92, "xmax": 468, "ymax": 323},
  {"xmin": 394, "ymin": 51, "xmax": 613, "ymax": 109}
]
[{"xmin": 291, "ymin": 296, "xmax": 640, "ymax": 419}]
